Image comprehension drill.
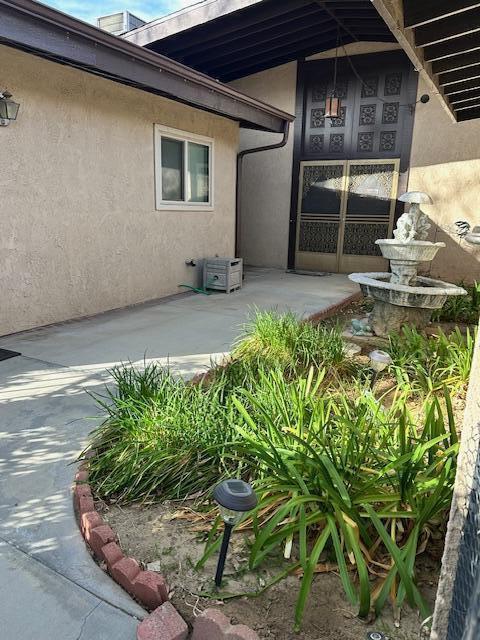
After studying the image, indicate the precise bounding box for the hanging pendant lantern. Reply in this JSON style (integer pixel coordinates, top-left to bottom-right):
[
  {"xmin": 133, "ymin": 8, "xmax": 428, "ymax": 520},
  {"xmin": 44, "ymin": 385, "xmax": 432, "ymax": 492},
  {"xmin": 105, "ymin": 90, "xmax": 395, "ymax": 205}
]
[
  {"xmin": 325, "ymin": 92, "xmax": 341, "ymax": 119},
  {"xmin": 325, "ymin": 28, "xmax": 341, "ymax": 120}
]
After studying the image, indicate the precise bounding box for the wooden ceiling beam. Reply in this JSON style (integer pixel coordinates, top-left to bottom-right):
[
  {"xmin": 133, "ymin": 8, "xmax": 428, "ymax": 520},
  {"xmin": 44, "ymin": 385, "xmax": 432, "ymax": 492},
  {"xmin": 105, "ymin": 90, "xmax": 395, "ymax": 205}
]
[
  {"xmin": 208, "ymin": 30, "xmax": 340, "ymax": 75},
  {"xmin": 186, "ymin": 20, "xmax": 337, "ymax": 67},
  {"xmin": 439, "ymin": 62, "xmax": 480, "ymax": 85},
  {"xmin": 432, "ymin": 49, "xmax": 480, "ymax": 74},
  {"xmin": 371, "ymin": 0, "xmax": 457, "ymax": 122},
  {"xmin": 158, "ymin": 0, "xmax": 317, "ymax": 55},
  {"xmin": 219, "ymin": 37, "xmax": 354, "ymax": 82},
  {"xmin": 424, "ymin": 32, "xmax": 480, "ymax": 61},
  {"xmin": 404, "ymin": 0, "xmax": 480, "ymax": 29},
  {"xmin": 456, "ymin": 101, "xmax": 480, "ymax": 108},
  {"xmin": 457, "ymin": 105, "xmax": 480, "ymax": 119},
  {"xmin": 314, "ymin": 0, "xmax": 359, "ymax": 43},
  {"xmin": 414, "ymin": 8, "xmax": 480, "ymax": 48},
  {"xmin": 162, "ymin": 6, "xmax": 323, "ymax": 58},
  {"xmin": 449, "ymin": 89, "xmax": 480, "ymax": 103},
  {"xmin": 444, "ymin": 77, "xmax": 480, "ymax": 94}
]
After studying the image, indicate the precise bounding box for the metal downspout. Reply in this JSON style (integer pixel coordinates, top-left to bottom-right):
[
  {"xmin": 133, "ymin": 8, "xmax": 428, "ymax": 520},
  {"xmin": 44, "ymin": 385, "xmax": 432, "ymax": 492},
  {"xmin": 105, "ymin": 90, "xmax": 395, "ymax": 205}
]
[{"xmin": 235, "ymin": 121, "xmax": 291, "ymax": 257}]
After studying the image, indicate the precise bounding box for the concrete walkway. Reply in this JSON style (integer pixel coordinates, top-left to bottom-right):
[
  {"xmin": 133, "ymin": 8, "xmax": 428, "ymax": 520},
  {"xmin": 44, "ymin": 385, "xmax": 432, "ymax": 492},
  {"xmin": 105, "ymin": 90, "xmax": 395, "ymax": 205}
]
[{"xmin": 0, "ymin": 269, "xmax": 357, "ymax": 639}]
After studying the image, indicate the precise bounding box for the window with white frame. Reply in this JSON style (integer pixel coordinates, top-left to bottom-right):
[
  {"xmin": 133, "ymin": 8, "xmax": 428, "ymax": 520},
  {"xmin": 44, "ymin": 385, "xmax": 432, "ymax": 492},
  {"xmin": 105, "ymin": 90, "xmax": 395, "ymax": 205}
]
[{"xmin": 154, "ymin": 125, "xmax": 213, "ymax": 210}]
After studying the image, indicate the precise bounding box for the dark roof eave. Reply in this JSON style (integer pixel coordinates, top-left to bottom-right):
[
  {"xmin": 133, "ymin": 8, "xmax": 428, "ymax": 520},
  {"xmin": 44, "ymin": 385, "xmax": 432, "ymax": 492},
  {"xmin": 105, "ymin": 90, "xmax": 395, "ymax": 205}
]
[{"xmin": 0, "ymin": 0, "xmax": 293, "ymax": 132}]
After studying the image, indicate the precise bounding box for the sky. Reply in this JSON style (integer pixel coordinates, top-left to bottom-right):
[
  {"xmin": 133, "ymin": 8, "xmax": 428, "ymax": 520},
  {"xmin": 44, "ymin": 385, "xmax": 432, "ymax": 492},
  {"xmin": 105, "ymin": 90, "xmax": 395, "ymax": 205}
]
[{"xmin": 45, "ymin": 0, "xmax": 197, "ymax": 24}]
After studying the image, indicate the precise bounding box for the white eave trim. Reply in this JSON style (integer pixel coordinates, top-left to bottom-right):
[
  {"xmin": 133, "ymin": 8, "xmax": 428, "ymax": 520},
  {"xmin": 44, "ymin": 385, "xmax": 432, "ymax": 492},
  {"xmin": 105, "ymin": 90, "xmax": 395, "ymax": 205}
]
[{"xmin": 123, "ymin": 0, "xmax": 264, "ymax": 47}]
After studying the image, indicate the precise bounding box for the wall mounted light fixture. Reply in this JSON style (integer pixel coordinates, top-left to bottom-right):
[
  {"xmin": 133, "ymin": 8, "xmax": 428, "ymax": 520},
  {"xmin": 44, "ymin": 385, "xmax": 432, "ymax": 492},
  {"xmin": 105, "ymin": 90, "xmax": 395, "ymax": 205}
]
[{"xmin": 0, "ymin": 91, "xmax": 20, "ymax": 126}]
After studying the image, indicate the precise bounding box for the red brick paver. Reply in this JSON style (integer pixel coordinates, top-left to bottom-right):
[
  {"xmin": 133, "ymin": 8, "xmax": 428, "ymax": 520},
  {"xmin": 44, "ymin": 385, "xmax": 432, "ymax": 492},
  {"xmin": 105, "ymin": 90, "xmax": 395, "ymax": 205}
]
[
  {"xmin": 137, "ymin": 602, "xmax": 188, "ymax": 640},
  {"xmin": 192, "ymin": 609, "xmax": 259, "ymax": 640}
]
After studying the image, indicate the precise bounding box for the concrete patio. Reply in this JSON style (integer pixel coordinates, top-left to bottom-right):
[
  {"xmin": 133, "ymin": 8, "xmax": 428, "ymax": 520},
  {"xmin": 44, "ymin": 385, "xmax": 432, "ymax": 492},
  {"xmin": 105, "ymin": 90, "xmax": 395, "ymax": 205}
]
[{"xmin": 0, "ymin": 269, "xmax": 357, "ymax": 639}]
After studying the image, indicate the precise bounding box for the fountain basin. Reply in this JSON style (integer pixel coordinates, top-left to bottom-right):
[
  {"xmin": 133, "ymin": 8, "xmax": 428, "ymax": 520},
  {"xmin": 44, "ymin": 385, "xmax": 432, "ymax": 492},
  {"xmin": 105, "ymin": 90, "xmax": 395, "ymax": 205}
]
[
  {"xmin": 375, "ymin": 239, "xmax": 445, "ymax": 262},
  {"xmin": 349, "ymin": 273, "xmax": 467, "ymax": 336},
  {"xmin": 349, "ymin": 272, "xmax": 467, "ymax": 309},
  {"xmin": 465, "ymin": 226, "xmax": 480, "ymax": 245}
]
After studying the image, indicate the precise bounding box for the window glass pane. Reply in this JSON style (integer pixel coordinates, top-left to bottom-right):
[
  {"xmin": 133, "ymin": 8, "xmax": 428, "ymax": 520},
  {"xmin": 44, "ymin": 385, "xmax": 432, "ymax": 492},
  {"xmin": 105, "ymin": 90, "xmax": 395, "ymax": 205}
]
[
  {"xmin": 188, "ymin": 143, "xmax": 209, "ymax": 203},
  {"xmin": 161, "ymin": 137, "xmax": 184, "ymax": 201}
]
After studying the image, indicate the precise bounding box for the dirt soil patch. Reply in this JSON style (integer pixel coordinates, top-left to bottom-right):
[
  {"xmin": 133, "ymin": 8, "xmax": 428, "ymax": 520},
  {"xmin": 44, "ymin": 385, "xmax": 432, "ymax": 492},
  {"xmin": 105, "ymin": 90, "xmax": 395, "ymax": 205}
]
[{"xmin": 101, "ymin": 501, "xmax": 439, "ymax": 640}]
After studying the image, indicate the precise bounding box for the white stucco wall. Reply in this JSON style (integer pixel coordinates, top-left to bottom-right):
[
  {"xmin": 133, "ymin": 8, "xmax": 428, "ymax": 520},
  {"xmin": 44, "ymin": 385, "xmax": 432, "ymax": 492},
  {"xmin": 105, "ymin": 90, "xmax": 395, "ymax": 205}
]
[
  {"xmin": 408, "ymin": 77, "xmax": 480, "ymax": 283},
  {"xmin": 0, "ymin": 44, "xmax": 239, "ymax": 336},
  {"xmin": 230, "ymin": 62, "xmax": 297, "ymax": 269}
]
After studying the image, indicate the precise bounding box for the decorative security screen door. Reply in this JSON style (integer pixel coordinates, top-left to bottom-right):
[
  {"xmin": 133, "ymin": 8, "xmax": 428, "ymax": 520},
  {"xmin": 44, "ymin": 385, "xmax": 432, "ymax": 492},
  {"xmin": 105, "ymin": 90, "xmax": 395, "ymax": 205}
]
[{"xmin": 295, "ymin": 158, "xmax": 399, "ymax": 273}]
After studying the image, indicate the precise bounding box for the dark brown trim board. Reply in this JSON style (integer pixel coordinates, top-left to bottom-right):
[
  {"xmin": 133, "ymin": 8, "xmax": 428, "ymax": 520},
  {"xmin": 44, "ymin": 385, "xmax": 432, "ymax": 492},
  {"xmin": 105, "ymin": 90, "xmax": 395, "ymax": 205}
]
[
  {"xmin": 288, "ymin": 59, "xmax": 308, "ymax": 270},
  {"xmin": 0, "ymin": 0, "xmax": 293, "ymax": 132}
]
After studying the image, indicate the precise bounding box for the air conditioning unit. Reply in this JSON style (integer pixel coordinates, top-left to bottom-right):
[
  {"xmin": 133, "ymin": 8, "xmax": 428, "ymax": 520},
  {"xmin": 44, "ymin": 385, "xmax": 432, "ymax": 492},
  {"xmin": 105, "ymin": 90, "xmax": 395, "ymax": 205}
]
[{"xmin": 97, "ymin": 11, "xmax": 146, "ymax": 36}]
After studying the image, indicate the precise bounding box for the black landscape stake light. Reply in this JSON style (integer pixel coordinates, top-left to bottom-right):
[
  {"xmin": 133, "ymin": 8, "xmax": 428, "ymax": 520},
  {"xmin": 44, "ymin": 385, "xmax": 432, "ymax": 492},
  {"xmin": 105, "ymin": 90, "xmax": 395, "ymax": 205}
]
[{"xmin": 213, "ymin": 479, "xmax": 257, "ymax": 588}]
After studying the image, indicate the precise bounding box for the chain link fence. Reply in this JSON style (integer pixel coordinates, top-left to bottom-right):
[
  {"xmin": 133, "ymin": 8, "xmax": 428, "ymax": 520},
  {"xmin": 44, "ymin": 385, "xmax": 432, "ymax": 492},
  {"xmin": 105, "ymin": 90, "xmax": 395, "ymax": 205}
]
[
  {"xmin": 447, "ymin": 444, "xmax": 480, "ymax": 639},
  {"xmin": 431, "ymin": 327, "xmax": 480, "ymax": 640}
]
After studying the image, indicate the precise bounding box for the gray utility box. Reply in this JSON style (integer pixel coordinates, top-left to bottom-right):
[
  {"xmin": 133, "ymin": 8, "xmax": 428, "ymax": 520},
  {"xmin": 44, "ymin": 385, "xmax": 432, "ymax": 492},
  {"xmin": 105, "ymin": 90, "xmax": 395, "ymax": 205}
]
[{"xmin": 203, "ymin": 258, "xmax": 243, "ymax": 293}]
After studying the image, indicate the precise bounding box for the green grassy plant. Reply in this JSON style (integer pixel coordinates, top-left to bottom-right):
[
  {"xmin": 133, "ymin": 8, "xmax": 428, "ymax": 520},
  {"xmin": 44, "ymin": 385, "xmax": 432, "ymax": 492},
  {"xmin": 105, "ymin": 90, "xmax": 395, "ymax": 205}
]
[
  {"xmin": 232, "ymin": 310, "xmax": 355, "ymax": 378},
  {"xmin": 86, "ymin": 363, "xmax": 242, "ymax": 502},
  {"xmin": 388, "ymin": 326, "xmax": 475, "ymax": 395},
  {"xmin": 202, "ymin": 369, "xmax": 457, "ymax": 628},
  {"xmin": 431, "ymin": 281, "xmax": 480, "ymax": 325}
]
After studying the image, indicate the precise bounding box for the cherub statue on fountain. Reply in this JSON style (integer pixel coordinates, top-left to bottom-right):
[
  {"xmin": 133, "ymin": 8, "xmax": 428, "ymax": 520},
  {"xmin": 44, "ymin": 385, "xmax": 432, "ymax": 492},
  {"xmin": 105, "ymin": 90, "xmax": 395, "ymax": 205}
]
[{"xmin": 393, "ymin": 191, "xmax": 432, "ymax": 243}]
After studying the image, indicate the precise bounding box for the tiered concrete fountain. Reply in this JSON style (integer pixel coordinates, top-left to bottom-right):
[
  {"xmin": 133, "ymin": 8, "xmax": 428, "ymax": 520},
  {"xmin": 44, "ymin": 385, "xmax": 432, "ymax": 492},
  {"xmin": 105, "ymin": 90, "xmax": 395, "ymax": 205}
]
[{"xmin": 349, "ymin": 192, "xmax": 467, "ymax": 337}]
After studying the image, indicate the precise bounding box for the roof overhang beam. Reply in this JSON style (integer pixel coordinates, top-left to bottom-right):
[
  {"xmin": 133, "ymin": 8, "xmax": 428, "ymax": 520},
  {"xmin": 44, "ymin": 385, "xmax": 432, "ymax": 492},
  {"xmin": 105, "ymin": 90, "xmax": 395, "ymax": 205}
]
[
  {"xmin": 0, "ymin": 0, "xmax": 293, "ymax": 132},
  {"xmin": 371, "ymin": 0, "xmax": 457, "ymax": 122},
  {"xmin": 404, "ymin": 1, "xmax": 480, "ymax": 30}
]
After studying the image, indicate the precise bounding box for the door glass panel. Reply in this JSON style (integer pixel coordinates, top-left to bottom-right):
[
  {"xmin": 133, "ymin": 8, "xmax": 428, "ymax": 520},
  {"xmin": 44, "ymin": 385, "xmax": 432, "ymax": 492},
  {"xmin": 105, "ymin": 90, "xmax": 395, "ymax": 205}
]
[
  {"xmin": 161, "ymin": 137, "xmax": 184, "ymax": 201},
  {"xmin": 188, "ymin": 142, "xmax": 209, "ymax": 203},
  {"xmin": 346, "ymin": 163, "xmax": 395, "ymax": 218},
  {"xmin": 300, "ymin": 164, "xmax": 344, "ymax": 214}
]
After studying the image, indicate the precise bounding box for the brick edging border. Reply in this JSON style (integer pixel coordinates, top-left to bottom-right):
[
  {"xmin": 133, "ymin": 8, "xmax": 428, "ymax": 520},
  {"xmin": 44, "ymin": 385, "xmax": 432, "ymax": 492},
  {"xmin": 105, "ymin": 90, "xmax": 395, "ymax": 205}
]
[
  {"xmin": 305, "ymin": 290, "xmax": 362, "ymax": 325},
  {"xmin": 73, "ymin": 465, "xmax": 260, "ymax": 640}
]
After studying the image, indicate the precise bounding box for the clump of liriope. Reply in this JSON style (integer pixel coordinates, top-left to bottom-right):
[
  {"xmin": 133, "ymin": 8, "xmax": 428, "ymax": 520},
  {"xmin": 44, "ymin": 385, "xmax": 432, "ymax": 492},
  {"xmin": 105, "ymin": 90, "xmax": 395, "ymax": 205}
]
[
  {"xmin": 201, "ymin": 368, "xmax": 458, "ymax": 629},
  {"xmin": 85, "ymin": 362, "xmax": 244, "ymax": 502},
  {"xmin": 231, "ymin": 309, "xmax": 355, "ymax": 378},
  {"xmin": 431, "ymin": 281, "xmax": 480, "ymax": 325},
  {"xmin": 388, "ymin": 325, "xmax": 475, "ymax": 395}
]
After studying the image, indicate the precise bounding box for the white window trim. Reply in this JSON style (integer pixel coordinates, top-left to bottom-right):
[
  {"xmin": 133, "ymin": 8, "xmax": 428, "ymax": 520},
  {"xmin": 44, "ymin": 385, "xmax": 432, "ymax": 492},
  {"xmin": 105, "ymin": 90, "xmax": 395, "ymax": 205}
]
[{"xmin": 154, "ymin": 124, "xmax": 214, "ymax": 211}]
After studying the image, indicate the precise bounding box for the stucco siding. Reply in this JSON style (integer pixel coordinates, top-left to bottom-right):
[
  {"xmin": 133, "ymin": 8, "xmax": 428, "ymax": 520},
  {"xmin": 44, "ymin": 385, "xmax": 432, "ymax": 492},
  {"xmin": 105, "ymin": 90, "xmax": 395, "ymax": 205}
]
[
  {"xmin": 0, "ymin": 44, "xmax": 239, "ymax": 336},
  {"xmin": 408, "ymin": 78, "xmax": 480, "ymax": 283},
  {"xmin": 230, "ymin": 62, "xmax": 297, "ymax": 269}
]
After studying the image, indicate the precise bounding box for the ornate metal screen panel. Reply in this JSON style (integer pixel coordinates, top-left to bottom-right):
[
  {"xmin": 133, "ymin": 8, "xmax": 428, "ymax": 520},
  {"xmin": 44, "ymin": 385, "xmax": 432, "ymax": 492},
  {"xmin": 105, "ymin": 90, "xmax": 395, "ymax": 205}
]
[
  {"xmin": 339, "ymin": 160, "xmax": 399, "ymax": 265},
  {"xmin": 297, "ymin": 161, "xmax": 345, "ymax": 263},
  {"xmin": 342, "ymin": 223, "xmax": 389, "ymax": 256},
  {"xmin": 296, "ymin": 159, "xmax": 399, "ymax": 272},
  {"xmin": 298, "ymin": 220, "xmax": 339, "ymax": 253}
]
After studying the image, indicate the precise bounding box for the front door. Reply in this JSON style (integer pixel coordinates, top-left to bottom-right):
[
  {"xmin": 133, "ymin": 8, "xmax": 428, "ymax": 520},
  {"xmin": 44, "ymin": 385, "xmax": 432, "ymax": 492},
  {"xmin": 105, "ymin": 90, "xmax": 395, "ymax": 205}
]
[
  {"xmin": 289, "ymin": 51, "xmax": 417, "ymax": 273},
  {"xmin": 295, "ymin": 158, "xmax": 399, "ymax": 273}
]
